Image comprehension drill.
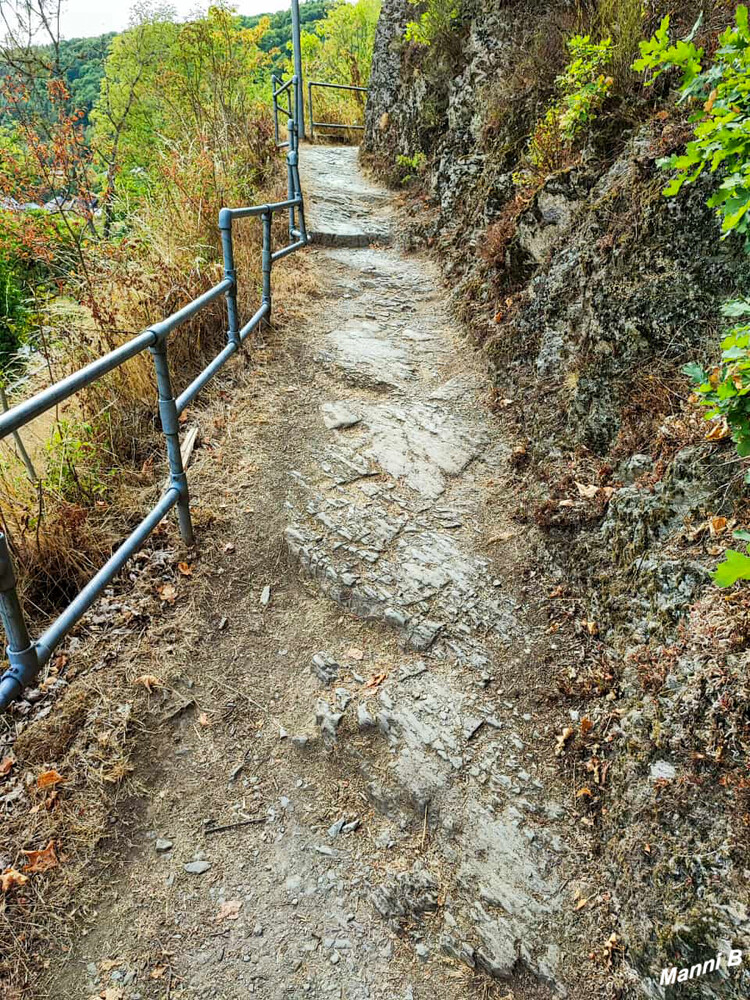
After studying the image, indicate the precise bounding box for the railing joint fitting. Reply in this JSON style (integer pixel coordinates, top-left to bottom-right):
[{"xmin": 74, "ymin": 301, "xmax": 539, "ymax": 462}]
[
  {"xmin": 6, "ymin": 644, "xmax": 39, "ymax": 685},
  {"xmin": 169, "ymin": 471, "xmax": 189, "ymax": 500}
]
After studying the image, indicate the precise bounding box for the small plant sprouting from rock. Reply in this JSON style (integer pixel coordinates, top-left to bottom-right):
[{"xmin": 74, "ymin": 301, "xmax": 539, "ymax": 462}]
[
  {"xmin": 553, "ymin": 35, "xmax": 614, "ymax": 140},
  {"xmin": 395, "ymin": 151, "xmax": 427, "ymax": 185}
]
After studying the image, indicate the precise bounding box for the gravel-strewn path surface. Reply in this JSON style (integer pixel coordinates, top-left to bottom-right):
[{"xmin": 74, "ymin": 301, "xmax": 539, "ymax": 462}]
[{"xmin": 43, "ymin": 147, "xmax": 607, "ymax": 1000}]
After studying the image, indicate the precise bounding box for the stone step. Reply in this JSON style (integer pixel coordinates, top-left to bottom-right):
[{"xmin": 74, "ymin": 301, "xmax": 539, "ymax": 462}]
[{"xmin": 300, "ymin": 144, "xmax": 392, "ymax": 247}]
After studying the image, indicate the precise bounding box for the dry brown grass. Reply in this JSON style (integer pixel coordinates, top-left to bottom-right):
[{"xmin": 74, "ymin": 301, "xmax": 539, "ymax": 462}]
[{"xmin": 0, "ymin": 137, "xmax": 293, "ymax": 625}]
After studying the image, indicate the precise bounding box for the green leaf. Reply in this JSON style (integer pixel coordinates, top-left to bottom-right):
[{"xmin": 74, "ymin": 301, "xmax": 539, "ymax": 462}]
[
  {"xmin": 722, "ymin": 299, "xmax": 750, "ymax": 318},
  {"xmin": 732, "ymin": 529, "xmax": 750, "ymax": 543},
  {"xmin": 683, "ymin": 361, "xmax": 708, "ymax": 382},
  {"xmin": 713, "ymin": 548, "xmax": 750, "ymax": 587}
]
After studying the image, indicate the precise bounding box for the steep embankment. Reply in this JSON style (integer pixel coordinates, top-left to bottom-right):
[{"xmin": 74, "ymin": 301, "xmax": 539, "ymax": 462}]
[{"xmin": 363, "ymin": 1, "xmax": 750, "ymax": 997}]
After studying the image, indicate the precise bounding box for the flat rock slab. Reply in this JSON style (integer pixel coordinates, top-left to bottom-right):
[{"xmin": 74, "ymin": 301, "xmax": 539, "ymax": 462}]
[
  {"xmin": 361, "ymin": 402, "xmax": 489, "ymax": 499},
  {"xmin": 326, "ymin": 320, "xmax": 416, "ymax": 388}
]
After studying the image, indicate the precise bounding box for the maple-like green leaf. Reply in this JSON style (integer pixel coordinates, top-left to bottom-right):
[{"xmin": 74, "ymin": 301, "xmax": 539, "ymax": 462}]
[{"xmin": 713, "ymin": 548, "xmax": 750, "ymax": 587}]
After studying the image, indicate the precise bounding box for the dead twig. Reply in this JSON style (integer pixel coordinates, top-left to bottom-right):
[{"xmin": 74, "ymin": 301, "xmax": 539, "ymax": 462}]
[{"xmin": 203, "ymin": 817, "xmax": 265, "ymax": 835}]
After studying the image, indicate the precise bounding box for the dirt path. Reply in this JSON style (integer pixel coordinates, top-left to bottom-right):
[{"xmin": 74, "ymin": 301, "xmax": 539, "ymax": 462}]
[{"xmin": 41, "ymin": 148, "xmax": 608, "ymax": 1000}]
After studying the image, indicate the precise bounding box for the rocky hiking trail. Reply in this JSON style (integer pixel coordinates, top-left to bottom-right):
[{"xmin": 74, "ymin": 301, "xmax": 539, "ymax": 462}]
[{"xmin": 43, "ymin": 148, "xmax": 610, "ymax": 1000}]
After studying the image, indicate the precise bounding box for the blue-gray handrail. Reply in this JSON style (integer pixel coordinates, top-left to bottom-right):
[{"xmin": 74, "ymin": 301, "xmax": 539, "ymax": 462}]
[
  {"xmin": 272, "ymin": 73, "xmax": 294, "ymax": 148},
  {"xmin": 307, "ymin": 80, "xmax": 368, "ymax": 139},
  {"xmin": 0, "ymin": 78, "xmax": 308, "ymax": 712}
]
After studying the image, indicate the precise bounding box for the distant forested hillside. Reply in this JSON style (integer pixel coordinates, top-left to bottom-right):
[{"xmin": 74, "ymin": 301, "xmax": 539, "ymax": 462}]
[
  {"xmin": 0, "ymin": 1, "xmax": 334, "ymax": 126},
  {"xmin": 0, "ymin": 31, "xmax": 115, "ymax": 124},
  {"xmin": 242, "ymin": 0, "xmax": 333, "ymax": 73}
]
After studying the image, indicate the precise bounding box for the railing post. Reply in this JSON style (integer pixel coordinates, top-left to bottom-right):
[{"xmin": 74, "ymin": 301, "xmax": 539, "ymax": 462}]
[
  {"xmin": 0, "ymin": 532, "xmax": 38, "ymax": 709},
  {"xmin": 261, "ymin": 211, "xmax": 272, "ymax": 327},
  {"xmin": 291, "ymin": 0, "xmax": 305, "ymax": 139},
  {"xmin": 308, "ymin": 81, "xmax": 314, "ymax": 139},
  {"xmin": 219, "ymin": 209, "xmax": 240, "ymax": 348},
  {"xmin": 288, "ymin": 117, "xmax": 307, "ymax": 244},
  {"xmin": 271, "ymin": 73, "xmax": 280, "ymax": 145},
  {"xmin": 287, "ymin": 117, "xmax": 297, "ymax": 241},
  {"xmin": 150, "ymin": 338, "xmax": 195, "ymax": 546}
]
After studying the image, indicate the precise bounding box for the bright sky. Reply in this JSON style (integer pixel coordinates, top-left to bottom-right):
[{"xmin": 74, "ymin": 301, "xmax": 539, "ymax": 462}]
[{"xmin": 57, "ymin": 0, "xmax": 290, "ymax": 39}]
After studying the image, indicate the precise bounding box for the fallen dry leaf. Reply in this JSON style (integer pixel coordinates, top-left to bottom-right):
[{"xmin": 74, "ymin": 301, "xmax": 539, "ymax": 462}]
[
  {"xmin": 346, "ymin": 647, "xmax": 364, "ymax": 661},
  {"xmin": 576, "ymin": 787, "xmax": 593, "ymax": 799},
  {"xmin": 580, "ymin": 716, "xmax": 594, "ymax": 736},
  {"xmin": 364, "ymin": 672, "xmax": 388, "ymax": 690},
  {"xmin": 575, "ymin": 897, "xmax": 588, "ymax": 910},
  {"xmin": 98, "ymin": 959, "xmax": 121, "ymax": 973},
  {"xmin": 216, "ymin": 899, "xmax": 242, "ymax": 922},
  {"xmin": 156, "ymin": 582, "xmax": 177, "ymax": 603},
  {"xmin": 709, "ymin": 516, "xmax": 728, "ymax": 536},
  {"xmin": 0, "ymin": 756, "xmax": 14, "ymax": 778},
  {"xmin": 705, "ymin": 419, "xmax": 730, "ymax": 442},
  {"xmin": 37, "ymin": 769, "xmax": 65, "ymax": 790},
  {"xmin": 99, "ymin": 988, "xmax": 125, "ymax": 1000},
  {"xmin": 22, "ymin": 839, "xmax": 58, "ymax": 873},
  {"xmin": 149, "ymin": 966, "xmax": 167, "ymax": 979},
  {"xmin": 488, "ymin": 530, "xmax": 514, "ymax": 543},
  {"xmin": 198, "ymin": 712, "xmax": 211, "ymax": 727},
  {"xmin": 1, "ymin": 868, "xmax": 28, "ymax": 893},
  {"xmin": 177, "ymin": 561, "xmax": 193, "ymax": 576},
  {"xmin": 134, "ymin": 674, "xmax": 162, "ymax": 693},
  {"xmin": 555, "ymin": 726, "xmax": 575, "ymax": 756},
  {"xmin": 223, "ymin": 542, "xmax": 236, "ymax": 554},
  {"xmin": 52, "ymin": 652, "xmax": 69, "ymax": 672},
  {"xmin": 575, "ymin": 482, "xmax": 599, "ymax": 500},
  {"xmin": 604, "ymin": 932, "xmax": 621, "ymax": 966}
]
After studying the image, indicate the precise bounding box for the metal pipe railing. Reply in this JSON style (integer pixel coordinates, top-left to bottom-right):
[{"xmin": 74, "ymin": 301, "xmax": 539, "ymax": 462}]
[
  {"xmin": 271, "ymin": 73, "xmax": 293, "ymax": 147},
  {"xmin": 0, "ymin": 79, "xmax": 309, "ymax": 712},
  {"xmin": 307, "ymin": 80, "xmax": 368, "ymax": 139}
]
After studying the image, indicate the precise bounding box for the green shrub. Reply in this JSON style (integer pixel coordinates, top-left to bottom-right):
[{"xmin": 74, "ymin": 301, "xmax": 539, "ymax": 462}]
[
  {"xmin": 518, "ymin": 34, "xmax": 613, "ymax": 185},
  {"xmin": 554, "ymin": 34, "xmax": 614, "ymax": 139},
  {"xmin": 404, "ymin": 0, "xmax": 460, "ymax": 49},
  {"xmin": 637, "ymin": 8, "xmax": 750, "ymax": 461},
  {"xmin": 634, "ymin": 6, "xmax": 750, "ymax": 245},
  {"xmin": 0, "ymin": 252, "xmax": 30, "ymax": 364}
]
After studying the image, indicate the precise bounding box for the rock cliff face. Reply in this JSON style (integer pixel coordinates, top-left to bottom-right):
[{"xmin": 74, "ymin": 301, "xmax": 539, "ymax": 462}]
[{"xmin": 363, "ymin": 1, "xmax": 750, "ymax": 997}]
